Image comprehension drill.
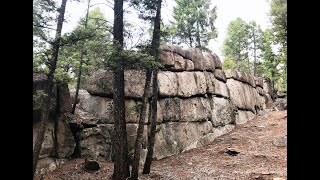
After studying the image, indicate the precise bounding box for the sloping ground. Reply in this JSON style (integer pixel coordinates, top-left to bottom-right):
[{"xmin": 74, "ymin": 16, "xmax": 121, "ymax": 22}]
[{"xmin": 42, "ymin": 110, "xmax": 287, "ymax": 180}]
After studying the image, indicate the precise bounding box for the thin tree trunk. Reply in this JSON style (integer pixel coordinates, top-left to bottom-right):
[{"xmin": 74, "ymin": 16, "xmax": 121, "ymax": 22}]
[
  {"xmin": 130, "ymin": 70, "xmax": 152, "ymax": 180},
  {"xmin": 112, "ymin": 0, "xmax": 130, "ymax": 179},
  {"xmin": 253, "ymin": 30, "xmax": 257, "ymax": 76},
  {"xmin": 143, "ymin": 0, "xmax": 162, "ymax": 174},
  {"xmin": 142, "ymin": 71, "xmax": 158, "ymax": 174},
  {"xmin": 196, "ymin": 21, "xmax": 201, "ymax": 48},
  {"xmin": 72, "ymin": 0, "xmax": 91, "ymax": 114},
  {"xmin": 33, "ymin": 0, "xmax": 68, "ymax": 177},
  {"xmin": 188, "ymin": 28, "xmax": 193, "ymax": 48}
]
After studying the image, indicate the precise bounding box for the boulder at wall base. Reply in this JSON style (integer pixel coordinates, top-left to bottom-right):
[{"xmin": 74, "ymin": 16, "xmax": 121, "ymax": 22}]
[
  {"xmin": 55, "ymin": 114, "xmax": 76, "ymax": 158},
  {"xmin": 153, "ymin": 121, "xmax": 213, "ymax": 160},
  {"xmin": 35, "ymin": 158, "xmax": 68, "ymax": 176},
  {"xmin": 274, "ymin": 98, "xmax": 287, "ymax": 110},
  {"xmin": 159, "ymin": 97, "xmax": 211, "ymax": 122},
  {"xmin": 84, "ymin": 159, "xmax": 100, "ymax": 171},
  {"xmin": 210, "ymin": 96, "xmax": 236, "ymax": 127},
  {"xmin": 86, "ymin": 69, "xmax": 150, "ymax": 99},
  {"xmin": 235, "ymin": 110, "xmax": 255, "ymax": 124},
  {"xmin": 80, "ymin": 124, "xmax": 113, "ymax": 161}
]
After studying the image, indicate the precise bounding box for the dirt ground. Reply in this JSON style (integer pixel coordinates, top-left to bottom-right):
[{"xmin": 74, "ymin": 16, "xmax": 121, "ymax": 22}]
[{"xmin": 42, "ymin": 109, "xmax": 287, "ymax": 180}]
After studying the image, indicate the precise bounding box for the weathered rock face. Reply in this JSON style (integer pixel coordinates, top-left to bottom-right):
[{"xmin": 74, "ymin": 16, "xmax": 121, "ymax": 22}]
[
  {"xmin": 74, "ymin": 45, "xmax": 270, "ymax": 162},
  {"xmin": 214, "ymin": 69, "xmax": 227, "ymax": 83},
  {"xmin": 177, "ymin": 72, "xmax": 198, "ymax": 97},
  {"xmin": 33, "ymin": 122, "xmax": 55, "ymax": 158},
  {"xmin": 158, "ymin": 71, "xmax": 178, "ymax": 97},
  {"xmin": 33, "ymin": 74, "xmax": 76, "ymax": 175},
  {"xmin": 80, "ymin": 124, "xmax": 148, "ymax": 161},
  {"xmin": 185, "ymin": 48, "xmax": 205, "ymax": 70},
  {"xmin": 159, "ymin": 97, "xmax": 211, "ymax": 122},
  {"xmin": 56, "ymin": 114, "xmax": 76, "ymax": 158},
  {"xmin": 86, "ymin": 70, "xmax": 149, "ymax": 99},
  {"xmin": 236, "ymin": 110, "xmax": 256, "ymax": 124},
  {"xmin": 79, "ymin": 93, "xmax": 163, "ymax": 124},
  {"xmin": 160, "ymin": 44, "xmax": 185, "ymax": 57},
  {"xmin": 153, "ymin": 121, "xmax": 213, "ymax": 160},
  {"xmin": 256, "ymin": 86, "xmax": 265, "ymax": 96},
  {"xmin": 226, "ymin": 78, "xmax": 258, "ymax": 112},
  {"xmin": 210, "ymin": 97, "xmax": 236, "ymax": 127},
  {"xmin": 213, "ymin": 78, "xmax": 230, "ymax": 98},
  {"xmin": 254, "ymin": 77, "xmax": 264, "ymax": 88},
  {"xmin": 33, "ymin": 73, "xmax": 56, "ymax": 112},
  {"xmin": 80, "ymin": 124, "xmax": 113, "ymax": 161},
  {"xmin": 225, "ymin": 69, "xmax": 255, "ymax": 87},
  {"xmin": 212, "ymin": 53, "xmax": 222, "ymax": 69},
  {"xmin": 274, "ymin": 98, "xmax": 287, "ymax": 110}
]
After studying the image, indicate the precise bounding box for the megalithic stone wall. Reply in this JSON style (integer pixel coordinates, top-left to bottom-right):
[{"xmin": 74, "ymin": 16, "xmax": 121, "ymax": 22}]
[{"xmin": 76, "ymin": 45, "xmax": 274, "ymax": 162}]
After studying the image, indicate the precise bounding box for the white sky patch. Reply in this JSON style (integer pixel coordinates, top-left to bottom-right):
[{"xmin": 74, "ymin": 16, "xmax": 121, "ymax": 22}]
[{"xmin": 59, "ymin": 0, "xmax": 271, "ymax": 60}]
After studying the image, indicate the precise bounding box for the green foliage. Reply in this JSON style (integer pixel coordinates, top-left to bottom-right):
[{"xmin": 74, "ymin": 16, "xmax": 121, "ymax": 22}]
[
  {"xmin": 222, "ymin": 58, "xmax": 237, "ymax": 70},
  {"xmin": 270, "ymin": 0, "xmax": 287, "ymax": 48},
  {"xmin": 130, "ymin": 0, "xmax": 157, "ymax": 22},
  {"xmin": 105, "ymin": 48, "xmax": 163, "ymax": 70},
  {"xmin": 33, "ymin": 90, "xmax": 48, "ymax": 109},
  {"xmin": 172, "ymin": 0, "xmax": 217, "ymax": 49},
  {"xmin": 222, "ymin": 18, "xmax": 250, "ymax": 72}
]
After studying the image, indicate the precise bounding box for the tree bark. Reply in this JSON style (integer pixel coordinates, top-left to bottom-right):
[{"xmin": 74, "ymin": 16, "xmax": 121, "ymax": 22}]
[
  {"xmin": 112, "ymin": 0, "xmax": 130, "ymax": 179},
  {"xmin": 188, "ymin": 28, "xmax": 193, "ymax": 48},
  {"xmin": 143, "ymin": 0, "xmax": 162, "ymax": 175},
  {"xmin": 72, "ymin": 0, "xmax": 91, "ymax": 114},
  {"xmin": 33, "ymin": 0, "xmax": 68, "ymax": 177},
  {"xmin": 253, "ymin": 29, "xmax": 257, "ymax": 76},
  {"xmin": 196, "ymin": 21, "xmax": 201, "ymax": 48},
  {"xmin": 130, "ymin": 70, "xmax": 152, "ymax": 180}
]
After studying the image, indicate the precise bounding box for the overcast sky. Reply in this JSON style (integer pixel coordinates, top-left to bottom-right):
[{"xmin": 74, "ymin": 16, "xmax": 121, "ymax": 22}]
[{"xmin": 62, "ymin": 0, "xmax": 271, "ymax": 60}]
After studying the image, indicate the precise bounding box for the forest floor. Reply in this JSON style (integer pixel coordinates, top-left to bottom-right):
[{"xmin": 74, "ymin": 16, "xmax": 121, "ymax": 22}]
[{"xmin": 42, "ymin": 109, "xmax": 287, "ymax": 180}]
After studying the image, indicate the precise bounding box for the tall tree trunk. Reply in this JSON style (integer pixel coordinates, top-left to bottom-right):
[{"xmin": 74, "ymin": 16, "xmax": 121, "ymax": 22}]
[
  {"xmin": 33, "ymin": 0, "xmax": 68, "ymax": 177},
  {"xmin": 72, "ymin": 0, "xmax": 91, "ymax": 114},
  {"xmin": 196, "ymin": 21, "xmax": 201, "ymax": 48},
  {"xmin": 253, "ymin": 30, "xmax": 257, "ymax": 76},
  {"xmin": 112, "ymin": 0, "xmax": 130, "ymax": 179},
  {"xmin": 143, "ymin": 0, "xmax": 162, "ymax": 174},
  {"xmin": 130, "ymin": 70, "xmax": 152, "ymax": 180},
  {"xmin": 188, "ymin": 28, "xmax": 193, "ymax": 48}
]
